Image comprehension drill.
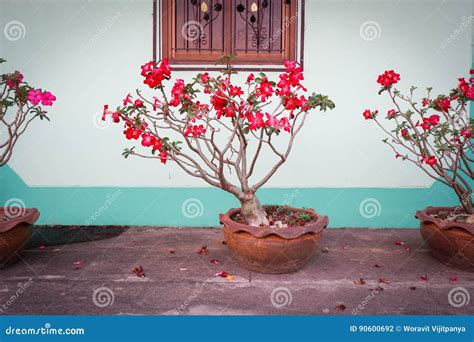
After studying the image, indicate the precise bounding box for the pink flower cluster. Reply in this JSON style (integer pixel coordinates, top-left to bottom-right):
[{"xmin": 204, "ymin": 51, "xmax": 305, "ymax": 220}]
[{"xmin": 27, "ymin": 89, "xmax": 56, "ymax": 106}]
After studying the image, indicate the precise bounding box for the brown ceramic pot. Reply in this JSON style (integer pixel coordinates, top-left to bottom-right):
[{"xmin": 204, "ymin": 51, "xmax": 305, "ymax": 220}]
[
  {"xmin": 417, "ymin": 206, "xmax": 474, "ymax": 272},
  {"xmin": 0, "ymin": 207, "xmax": 39, "ymax": 267},
  {"xmin": 220, "ymin": 206, "xmax": 328, "ymax": 274}
]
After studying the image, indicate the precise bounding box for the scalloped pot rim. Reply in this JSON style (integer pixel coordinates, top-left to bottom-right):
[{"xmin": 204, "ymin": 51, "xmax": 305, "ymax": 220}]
[
  {"xmin": 219, "ymin": 206, "xmax": 328, "ymax": 239},
  {"xmin": 416, "ymin": 206, "xmax": 474, "ymax": 235},
  {"xmin": 0, "ymin": 208, "xmax": 40, "ymax": 233}
]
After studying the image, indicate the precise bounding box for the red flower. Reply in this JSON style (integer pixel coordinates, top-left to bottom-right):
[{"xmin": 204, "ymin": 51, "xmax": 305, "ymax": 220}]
[
  {"xmin": 377, "ymin": 70, "xmax": 400, "ymax": 87},
  {"xmin": 421, "ymin": 98, "xmax": 432, "ymax": 107},
  {"xmin": 229, "ymin": 85, "xmax": 243, "ymax": 97},
  {"xmin": 141, "ymin": 59, "xmax": 171, "ymax": 89},
  {"xmin": 134, "ymin": 99, "xmax": 143, "ymax": 108},
  {"xmin": 184, "ymin": 124, "xmax": 206, "ymax": 137},
  {"xmin": 401, "ymin": 129, "xmax": 408, "ymax": 138},
  {"xmin": 461, "ymin": 128, "xmax": 472, "ymax": 138},
  {"xmin": 211, "ymin": 91, "xmax": 228, "ymax": 115},
  {"xmin": 247, "ymin": 111, "xmax": 265, "ymax": 130},
  {"xmin": 27, "ymin": 89, "xmax": 42, "ymax": 105},
  {"xmin": 246, "ymin": 73, "xmax": 254, "ymax": 83},
  {"xmin": 421, "ymin": 155, "xmax": 437, "ymax": 166},
  {"xmin": 435, "ymin": 98, "xmax": 450, "ymax": 113},
  {"xmin": 159, "ymin": 58, "xmax": 171, "ymax": 78},
  {"xmin": 200, "ymin": 72, "xmax": 210, "ymax": 84},
  {"xmin": 427, "ymin": 114, "xmax": 440, "ymax": 126},
  {"xmin": 5, "ymin": 72, "xmax": 23, "ymax": 88},
  {"xmin": 363, "ymin": 109, "xmax": 378, "ymax": 120},
  {"xmin": 159, "ymin": 150, "xmax": 168, "ymax": 164},
  {"xmin": 257, "ymin": 77, "xmax": 273, "ymax": 101}
]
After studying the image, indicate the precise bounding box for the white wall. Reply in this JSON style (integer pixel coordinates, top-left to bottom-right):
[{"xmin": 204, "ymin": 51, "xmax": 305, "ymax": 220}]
[{"xmin": 0, "ymin": 0, "xmax": 472, "ymax": 188}]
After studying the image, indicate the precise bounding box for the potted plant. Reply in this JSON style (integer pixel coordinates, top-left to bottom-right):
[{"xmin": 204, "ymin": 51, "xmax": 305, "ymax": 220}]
[
  {"xmin": 364, "ymin": 70, "xmax": 473, "ymax": 271},
  {"xmin": 102, "ymin": 57, "xmax": 334, "ymax": 273},
  {"xmin": 0, "ymin": 58, "xmax": 56, "ymax": 266}
]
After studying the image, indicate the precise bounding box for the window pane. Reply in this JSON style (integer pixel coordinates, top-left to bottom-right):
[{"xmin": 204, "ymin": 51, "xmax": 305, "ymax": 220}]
[
  {"xmin": 233, "ymin": 0, "xmax": 284, "ymax": 53},
  {"xmin": 174, "ymin": 0, "xmax": 225, "ymax": 52}
]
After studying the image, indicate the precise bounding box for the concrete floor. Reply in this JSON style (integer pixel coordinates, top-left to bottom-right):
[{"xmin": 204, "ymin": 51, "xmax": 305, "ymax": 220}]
[{"xmin": 0, "ymin": 227, "xmax": 472, "ymax": 315}]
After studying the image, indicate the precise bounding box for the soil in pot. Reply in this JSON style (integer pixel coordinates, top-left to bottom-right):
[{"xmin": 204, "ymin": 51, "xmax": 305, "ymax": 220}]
[
  {"xmin": 0, "ymin": 208, "xmax": 39, "ymax": 267},
  {"xmin": 221, "ymin": 205, "xmax": 328, "ymax": 274},
  {"xmin": 417, "ymin": 206, "xmax": 474, "ymax": 272}
]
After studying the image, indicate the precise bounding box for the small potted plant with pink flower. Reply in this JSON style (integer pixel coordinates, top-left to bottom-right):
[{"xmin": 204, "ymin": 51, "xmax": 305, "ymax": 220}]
[
  {"xmin": 103, "ymin": 57, "xmax": 334, "ymax": 273},
  {"xmin": 364, "ymin": 70, "xmax": 473, "ymax": 271},
  {"xmin": 0, "ymin": 58, "xmax": 56, "ymax": 266}
]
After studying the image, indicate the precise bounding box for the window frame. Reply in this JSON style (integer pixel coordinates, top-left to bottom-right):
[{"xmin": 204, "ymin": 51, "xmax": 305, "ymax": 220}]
[{"xmin": 153, "ymin": 0, "xmax": 305, "ymax": 71}]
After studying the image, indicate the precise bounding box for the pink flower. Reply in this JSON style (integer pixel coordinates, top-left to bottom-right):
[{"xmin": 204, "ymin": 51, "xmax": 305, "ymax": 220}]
[
  {"xmin": 27, "ymin": 89, "xmax": 43, "ymax": 105},
  {"xmin": 40, "ymin": 91, "xmax": 56, "ymax": 106},
  {"xmin": 279, "ymin": 117, "xmax": 291, "ymax": 132},
  {"xmin": 387, "ymin": 109, "xmax": 397, "ymax": 118},
  {"xmin": 123, "ymin": 93, "xmax": 133, "ymax": 106},
  {"xmin": 461, "ymin": 128, "xmax": 472, "ymax": 139},
  {"xmin": 265, "ymin": 113, "xmax": 280, "ymax": 129}
]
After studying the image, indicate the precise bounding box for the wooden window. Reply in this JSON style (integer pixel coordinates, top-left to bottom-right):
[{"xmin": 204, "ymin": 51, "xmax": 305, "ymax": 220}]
[{"xmin": 157, "ymin": 0, "xmax": 304, "ymax": 70}]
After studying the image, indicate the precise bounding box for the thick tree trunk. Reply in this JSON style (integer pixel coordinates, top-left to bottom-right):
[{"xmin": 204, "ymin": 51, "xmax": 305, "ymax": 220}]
[{"xmin": 240, "ymin": 193, "xmax": 269, "ymax": 227}]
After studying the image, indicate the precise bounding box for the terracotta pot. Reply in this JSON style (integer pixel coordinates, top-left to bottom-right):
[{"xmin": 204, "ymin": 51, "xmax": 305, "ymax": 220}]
[
  {"xmin": 0, "ymin": 208, "xmax": 39, "ymax": 267},
  {"xmin": 220, "ymin": 206, "xmax": 328, "ymax": 274},
  {"xmin": 417, "ymin": 206, "xmax": 474, "ymax": 272}
]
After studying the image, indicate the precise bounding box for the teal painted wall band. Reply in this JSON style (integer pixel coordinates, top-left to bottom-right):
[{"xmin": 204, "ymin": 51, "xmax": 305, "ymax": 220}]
[{"xmin": 0, "ymin": 165, "xmax": 461, "ymax": 228}]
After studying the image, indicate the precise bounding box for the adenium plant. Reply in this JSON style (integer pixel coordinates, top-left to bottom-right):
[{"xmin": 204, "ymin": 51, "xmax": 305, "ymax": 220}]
[
  {"xmin": 103, "ymin": 58, "xmax": 334, "ymax": 226},
  {"xmin": 364, "ymin": 70, "xmax": 473, "ymax": 216},
  {"xmin": 0, "ymin": 58, "xmax": 56, "ymax": 166}
]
